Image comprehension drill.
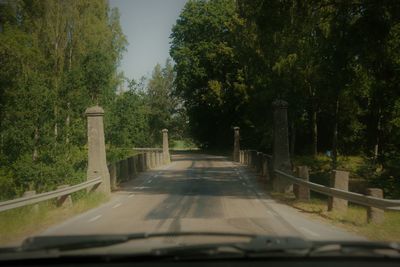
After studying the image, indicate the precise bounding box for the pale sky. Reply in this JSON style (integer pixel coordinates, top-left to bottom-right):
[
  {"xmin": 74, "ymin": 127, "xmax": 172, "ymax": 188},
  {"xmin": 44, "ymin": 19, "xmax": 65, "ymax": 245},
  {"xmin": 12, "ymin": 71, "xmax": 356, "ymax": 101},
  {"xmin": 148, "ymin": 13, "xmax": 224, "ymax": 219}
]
[{"xmin": 109, "ymin": 0, "xmax": 188, "ymax": 81}]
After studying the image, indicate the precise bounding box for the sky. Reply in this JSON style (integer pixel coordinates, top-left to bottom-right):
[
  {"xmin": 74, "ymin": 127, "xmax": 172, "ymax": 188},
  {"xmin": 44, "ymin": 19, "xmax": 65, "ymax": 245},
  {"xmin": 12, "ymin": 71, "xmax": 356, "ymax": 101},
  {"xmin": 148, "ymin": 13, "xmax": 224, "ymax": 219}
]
[{"xmin": 109, "ymin": 0, "xmax": 188, "ymax": 81}]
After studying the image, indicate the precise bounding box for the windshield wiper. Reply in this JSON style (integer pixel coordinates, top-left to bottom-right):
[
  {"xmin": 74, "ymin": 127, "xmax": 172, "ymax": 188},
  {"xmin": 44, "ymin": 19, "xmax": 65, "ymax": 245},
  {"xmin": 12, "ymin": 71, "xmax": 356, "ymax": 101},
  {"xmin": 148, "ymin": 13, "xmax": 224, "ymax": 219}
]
[
  {"xmin": 151, "ymin": 235, "xmax": 312, "ymax": 259},
  {"xmin": 308, "ymin": 241, "xmax": 400, "ymax": 257},
  {"xmin": 17, "ymin": 232, "xmax": 257, "ymax": 252},
  {"xmin": 5, "ymin": 232, "xmax": 400, "ymax": 260}
]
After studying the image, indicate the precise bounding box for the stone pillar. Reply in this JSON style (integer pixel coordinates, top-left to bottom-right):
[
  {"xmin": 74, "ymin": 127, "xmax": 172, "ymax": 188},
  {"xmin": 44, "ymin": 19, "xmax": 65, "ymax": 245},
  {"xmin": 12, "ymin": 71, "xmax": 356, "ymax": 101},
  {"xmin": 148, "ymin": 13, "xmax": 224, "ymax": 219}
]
[
  {"xmin": 85, "ymin": 106, "xmax": 110, "ymax": 195},
  {"xmin": 294, "ymin": 166, "xmax": 310, "ymax": 201},
  {"xmin": 233, "ymin": 127, "xmax": 240, "ymax": 162},
  {"xmin": 366, "ymin": 188, "xmax": 384, "ymax": 224},
  {"xmin": 272, "ymin": 100, "xmax": 292, "ymax": 193},
  {"xmin": 162, "ymin": 129, "xmax": 171, "ymax": 164},
  {"xmin": 328, "ymin": 170, "xmax": 349, "ymax": 212}
]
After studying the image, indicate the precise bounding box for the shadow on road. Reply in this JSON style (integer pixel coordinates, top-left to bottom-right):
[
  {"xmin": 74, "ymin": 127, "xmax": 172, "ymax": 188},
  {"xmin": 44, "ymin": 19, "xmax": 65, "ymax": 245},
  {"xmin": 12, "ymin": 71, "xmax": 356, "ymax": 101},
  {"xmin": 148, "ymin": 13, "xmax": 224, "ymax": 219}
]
[{"xmin": 118, "ymin": 152, "xmax": 272, "ymax": 201}]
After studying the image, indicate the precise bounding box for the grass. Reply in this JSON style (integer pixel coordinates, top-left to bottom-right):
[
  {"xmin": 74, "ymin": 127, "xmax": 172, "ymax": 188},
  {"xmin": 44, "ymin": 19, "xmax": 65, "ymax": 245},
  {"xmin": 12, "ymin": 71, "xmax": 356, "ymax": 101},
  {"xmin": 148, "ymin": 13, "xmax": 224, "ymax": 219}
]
[
  {"xmin": 0, "ymin": 192, "xmax": 109, "ymax": 246},
  {"xmin": 293, "ymin": 154, "xmax": 375, "ymax": 193},
  {"xmin": 270, "ymin": 192, "xmax": 400, "ymax": 241}
]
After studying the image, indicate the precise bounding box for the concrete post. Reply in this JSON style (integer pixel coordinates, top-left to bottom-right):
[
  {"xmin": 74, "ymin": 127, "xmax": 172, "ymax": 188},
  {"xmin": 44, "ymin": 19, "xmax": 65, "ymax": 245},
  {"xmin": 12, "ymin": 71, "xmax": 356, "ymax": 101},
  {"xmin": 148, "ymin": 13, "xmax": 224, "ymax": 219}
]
[
  {"xmin": 162, "ymin": 129, "xmax": 171, "ymax": 164},
  {"xmin": 233, "ymin": 127, "xmax": 240, "ymax": 162},
  {"xmin": 56, "ymin": 185, "xmax": 73, "ymax": 208},
  {"xmin": 108, "ymin": 163, "xmax": 117, "ymax": 190},
  {"xmin": 366, "ymin": 188, "xmax": 384, "ymax": 224},
  {"xmin": 328, "ymin": 170, "xmax": 349, "ymax": 212},
  {"xmin": 85, "ymin": 106, "xmax": 110, "ymax": 195},
  {"xmin": 155, "ymin": 151, "xmax": 160, "ymax": 166},
  {"xmin": 145, "ymin": 152, "xmax": 151, "ymax": 169},
  {"xmin": 272, "ymin": 100, "xmax": 292, "ymax": 193},
  {"xmin": 294, "ymin": 166, "xmax": 310, "ymax": 201},
  {"xmin": 151, "ymin": 151, "xmax": 156, "ymax": 168}
]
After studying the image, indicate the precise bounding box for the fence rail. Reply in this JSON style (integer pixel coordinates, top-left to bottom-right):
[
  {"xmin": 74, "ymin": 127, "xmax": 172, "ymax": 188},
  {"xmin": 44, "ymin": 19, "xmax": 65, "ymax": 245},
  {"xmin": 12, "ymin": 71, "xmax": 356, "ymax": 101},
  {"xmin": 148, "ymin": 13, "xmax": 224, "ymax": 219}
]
[
  {"xmin": 275, "ymin": 170, "xmax": 400, "ymax": 210},
  {"xmin": 0, "ymin": 177, "xmax": 102, "ymax": 213},
  {"xmin": 238, "ymin": 149, "xmax": 400, "ymax": 212}
]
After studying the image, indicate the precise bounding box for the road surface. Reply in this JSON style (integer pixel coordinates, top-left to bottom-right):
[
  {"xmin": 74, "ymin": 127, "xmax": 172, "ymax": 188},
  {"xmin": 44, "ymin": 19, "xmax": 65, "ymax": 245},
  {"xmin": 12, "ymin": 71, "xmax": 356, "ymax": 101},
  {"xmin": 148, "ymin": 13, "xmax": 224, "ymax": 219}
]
[{"xmin": 41, "ymin": 152, "xmax": 363, "ymax": 241}]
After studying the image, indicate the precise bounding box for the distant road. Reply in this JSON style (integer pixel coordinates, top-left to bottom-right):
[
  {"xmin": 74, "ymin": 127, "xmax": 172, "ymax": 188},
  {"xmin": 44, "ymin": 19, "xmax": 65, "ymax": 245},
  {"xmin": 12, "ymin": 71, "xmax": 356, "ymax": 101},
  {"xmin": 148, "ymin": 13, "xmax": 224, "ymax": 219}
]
[{"xmin": 41, "ymin": 152, "xmax": 363, "ymax": 241}]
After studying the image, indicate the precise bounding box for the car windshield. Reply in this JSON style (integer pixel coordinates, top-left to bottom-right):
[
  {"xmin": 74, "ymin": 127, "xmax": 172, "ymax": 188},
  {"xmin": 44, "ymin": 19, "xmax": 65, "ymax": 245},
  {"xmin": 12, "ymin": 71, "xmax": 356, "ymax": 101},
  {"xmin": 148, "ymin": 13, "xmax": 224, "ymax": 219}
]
[{"xmin": 1, "ymin": 0, "xmax": 400, "ymax": 260}]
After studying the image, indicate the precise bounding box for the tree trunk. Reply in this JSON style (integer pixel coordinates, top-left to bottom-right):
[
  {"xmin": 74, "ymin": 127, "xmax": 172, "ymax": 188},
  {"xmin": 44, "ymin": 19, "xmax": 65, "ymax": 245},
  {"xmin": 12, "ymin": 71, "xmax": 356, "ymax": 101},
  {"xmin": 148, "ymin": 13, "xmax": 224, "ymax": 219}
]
[
  {"xmin": 290, "ymin": 120, "xmax": 296, "ymax": 158},
  {"xmin": 54, "ymin": 105, "xmax": 58, "ymax": 140},
  {"xmin": 311, "ymin": 107, "xmax": 318, "ymax": 157},
  {"xmin": 33, "ymin": 127, "xmax": 39, "ymax": 161},
  {"xmin": 373, "ymin": 108, "xmax": 381, "ymax": 162},
  {"xmin": 332, "ymin": 97, "xmax": 339, "ymax": 169},
  {"xmin": 66, "ymin": 102, "xmax": 70, "ymax": 144}
]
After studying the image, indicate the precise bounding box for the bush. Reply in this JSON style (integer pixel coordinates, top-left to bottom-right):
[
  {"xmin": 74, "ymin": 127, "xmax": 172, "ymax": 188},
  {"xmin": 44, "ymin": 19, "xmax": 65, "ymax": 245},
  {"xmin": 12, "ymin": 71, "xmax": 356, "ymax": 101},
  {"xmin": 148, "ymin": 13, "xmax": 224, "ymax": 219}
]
[{"xmin": 0, "ymin": 168, "xmax": 18, "ymax": 201}]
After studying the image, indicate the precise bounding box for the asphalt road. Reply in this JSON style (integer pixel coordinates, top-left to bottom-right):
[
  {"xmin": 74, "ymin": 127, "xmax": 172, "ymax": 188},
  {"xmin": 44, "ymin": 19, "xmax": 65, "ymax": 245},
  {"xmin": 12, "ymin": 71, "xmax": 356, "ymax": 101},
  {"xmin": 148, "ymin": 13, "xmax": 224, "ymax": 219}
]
[{"xmin": 41, "ymin": 152, "xmax": 363, "ymax": 241}]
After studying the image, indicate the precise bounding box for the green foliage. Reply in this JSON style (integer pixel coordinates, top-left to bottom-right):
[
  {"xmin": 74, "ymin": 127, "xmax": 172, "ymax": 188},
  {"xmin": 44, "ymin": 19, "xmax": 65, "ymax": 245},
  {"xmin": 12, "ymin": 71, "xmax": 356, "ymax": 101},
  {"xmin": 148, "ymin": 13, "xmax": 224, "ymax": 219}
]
[
  {"xmin": 170, "ymin": 0, "xmax": 249, "ymax": 149},
  {"xmin": 171, "ymin": 0, "xmax": 400, "ymax": 196},
  {"xmin": 0, "ymin": 0, "xmax": 127, "ymax": 200}
]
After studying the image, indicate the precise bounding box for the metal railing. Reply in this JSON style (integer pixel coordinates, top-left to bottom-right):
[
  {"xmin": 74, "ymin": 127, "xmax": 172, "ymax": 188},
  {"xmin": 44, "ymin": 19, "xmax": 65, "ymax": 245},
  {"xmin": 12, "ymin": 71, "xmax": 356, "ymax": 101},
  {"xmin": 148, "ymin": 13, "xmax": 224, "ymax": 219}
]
[
  {"xmin": 275, "ymin": 170, "xmax": 400, "ymax": 210},
  {"xmin": 0, "ymin": 177, "xmax": 102, "ymax": 213},
  {"xmin": 238, "ymin": 149, "xmax": 400, "ymax": 211}
]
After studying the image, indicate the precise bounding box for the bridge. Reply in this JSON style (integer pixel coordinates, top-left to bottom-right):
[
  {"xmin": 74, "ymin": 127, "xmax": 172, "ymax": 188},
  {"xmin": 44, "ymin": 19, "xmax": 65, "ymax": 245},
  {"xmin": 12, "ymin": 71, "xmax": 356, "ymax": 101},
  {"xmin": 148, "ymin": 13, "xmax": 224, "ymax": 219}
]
[{"xmin": 3, "ymin": 101, "xmax": 400, "ymax": 244}]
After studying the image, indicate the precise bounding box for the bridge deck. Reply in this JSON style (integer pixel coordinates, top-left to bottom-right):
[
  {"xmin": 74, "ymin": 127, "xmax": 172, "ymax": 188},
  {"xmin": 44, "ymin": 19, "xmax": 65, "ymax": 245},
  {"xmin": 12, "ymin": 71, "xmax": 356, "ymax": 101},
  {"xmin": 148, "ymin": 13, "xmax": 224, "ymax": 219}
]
[{"xmin": 40, "ymin": 153, "xmax": 363, "ymax": 242}]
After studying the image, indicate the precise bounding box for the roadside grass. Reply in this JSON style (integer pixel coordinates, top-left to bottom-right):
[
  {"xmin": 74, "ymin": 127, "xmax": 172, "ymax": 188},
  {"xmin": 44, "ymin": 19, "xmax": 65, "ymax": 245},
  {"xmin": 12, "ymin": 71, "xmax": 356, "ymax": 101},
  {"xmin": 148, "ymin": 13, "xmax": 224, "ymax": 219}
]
[
  {"xmin": 171, "ymin": 140, "xmax": 198, "ymax": 150},
  {"xmin": 270, "ymin": 192, "xmax": 400, "ymax": 241},
  {"xmin": 0, "ymin": 192, "xmax": 108, "ymax": 246}
]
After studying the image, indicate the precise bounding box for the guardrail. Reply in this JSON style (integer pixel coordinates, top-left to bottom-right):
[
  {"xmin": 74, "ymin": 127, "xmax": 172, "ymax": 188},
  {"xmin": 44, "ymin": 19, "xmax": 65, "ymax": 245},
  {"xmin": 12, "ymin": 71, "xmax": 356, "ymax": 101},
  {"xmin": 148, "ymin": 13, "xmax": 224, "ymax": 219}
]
[
  {"xmin": 275, "ymin": 170, "xmax": 400, "ymax": 211},
  {"xmin": 238, "ymin": 149, "xmax": 400, "ymax": 223},
  {"xmin": 0, "ymin": 177, "xmax": 102, "ymax": 213},
  {"xmin": 108, "ymin": 149, "xmax": 166, "ymax": 191}
]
